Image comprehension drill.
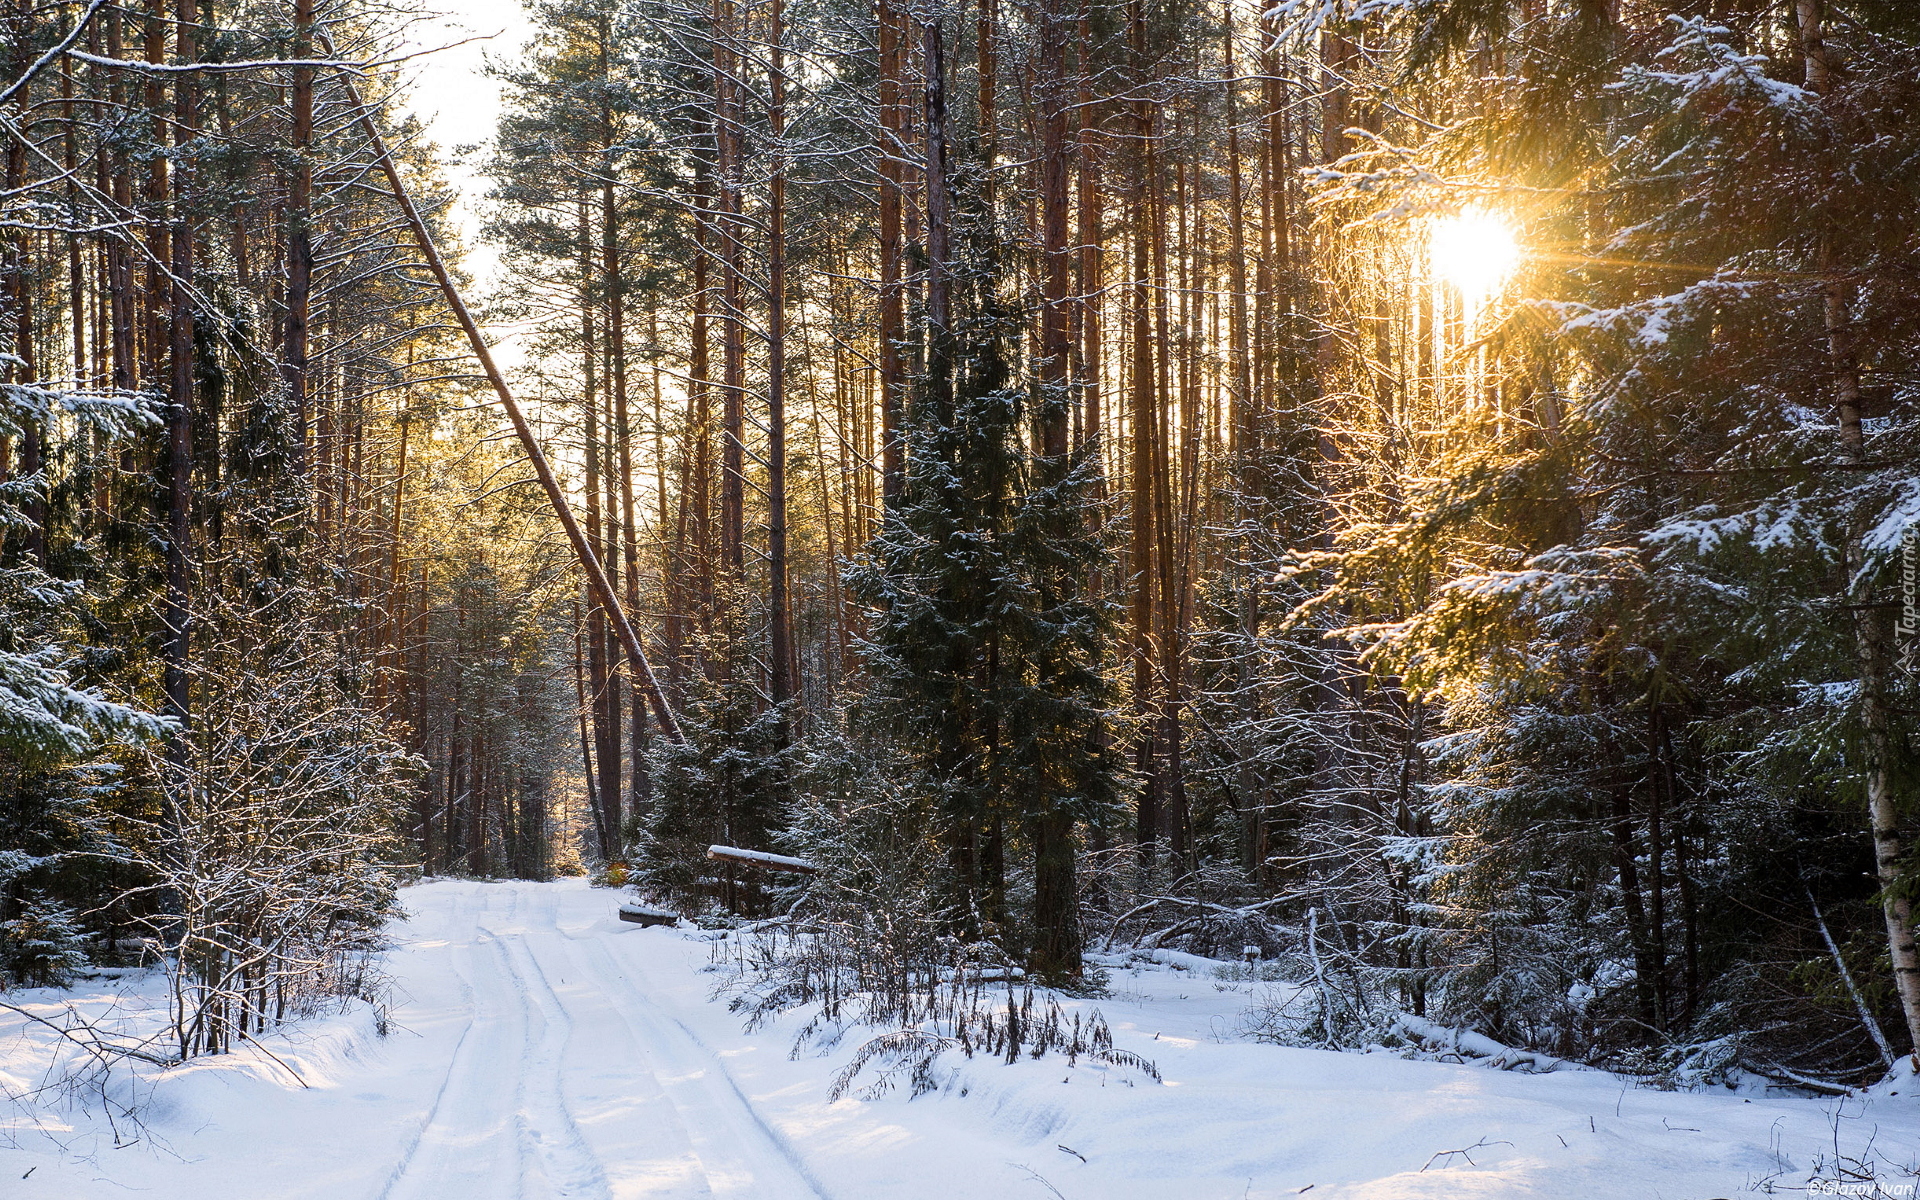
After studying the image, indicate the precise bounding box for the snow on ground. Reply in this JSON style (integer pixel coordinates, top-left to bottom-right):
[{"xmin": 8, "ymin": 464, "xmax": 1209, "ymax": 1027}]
[{"xmin": 3, "ymin": 877, "xmax": 1916, "ymax": 1198}]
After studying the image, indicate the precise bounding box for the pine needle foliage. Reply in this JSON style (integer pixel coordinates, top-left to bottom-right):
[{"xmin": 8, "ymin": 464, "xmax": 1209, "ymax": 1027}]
[{"xmin": 848, "ymin": 228, "xmax": 1121, "ymax": 979}]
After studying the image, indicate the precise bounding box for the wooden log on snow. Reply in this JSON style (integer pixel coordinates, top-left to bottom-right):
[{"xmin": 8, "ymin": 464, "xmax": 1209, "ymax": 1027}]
[
  {"xmin": 705, "ymin": 845, "xmax": 818, "ymax": 875},
  {"xmin": 618, "ymin": 902, "xmax": 678, "ymax": 927}
]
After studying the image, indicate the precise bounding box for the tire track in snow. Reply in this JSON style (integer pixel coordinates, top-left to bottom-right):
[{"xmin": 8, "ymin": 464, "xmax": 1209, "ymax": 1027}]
[
  {"xmin": 489, "ymin": 920, "xmax": 613, "ymax": 1198},
  {"xmin": 521, "ymin": 885, "xmax": 717, "ymax": 1199},
  {"xmin": 375, "ymin": 883, "xmax": 487, "ymax": 1200},
  {"xmin": 565, "ymin": 926, "xmax": 832, "ymax": 1200},
  {"xmin": 379, "ymin": 886, "xmax": 527, "ymax": 1200},
  {"xmin": 381, "ymin": 883, "xmax": 818, "ymax": 1200}
]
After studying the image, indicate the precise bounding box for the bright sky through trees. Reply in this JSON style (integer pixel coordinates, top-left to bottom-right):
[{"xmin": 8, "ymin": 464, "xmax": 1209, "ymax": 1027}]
[
  {"xmin": 1428, "ymin": 209, "xmax": 1520, "ymax": 309},
  {"xmin": 398, "ymin": 3, "xmax": 534, "ymax": 366}
]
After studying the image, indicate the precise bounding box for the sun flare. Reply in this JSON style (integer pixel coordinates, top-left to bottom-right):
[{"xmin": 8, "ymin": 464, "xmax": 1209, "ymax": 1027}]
[{"xmin": 1428, "ymin": 210, "xmax": 1521, "ymax": 303}]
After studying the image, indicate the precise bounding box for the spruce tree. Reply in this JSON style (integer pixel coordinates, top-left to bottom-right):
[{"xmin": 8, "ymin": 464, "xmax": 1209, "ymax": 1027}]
[
  {"xmin": 638, "ymin": 619, "xmax": 792, "ymax": 916},
  {"xmin": 849, "ymin": 220, "xmax": 1119, "ymax": 979}
]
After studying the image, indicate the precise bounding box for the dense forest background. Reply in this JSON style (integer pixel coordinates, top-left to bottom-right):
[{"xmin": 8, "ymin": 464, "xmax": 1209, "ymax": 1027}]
[{"xmin": 2, "ymin": 0, "xmax": 1919, "ymax": 1087}]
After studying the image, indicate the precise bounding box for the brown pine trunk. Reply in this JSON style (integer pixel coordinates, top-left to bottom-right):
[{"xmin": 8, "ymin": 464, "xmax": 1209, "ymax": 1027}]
[
  {"xmin": 813, "ymin": 398, "xmax": 849, "ymax": 693},
  {"xmin": 1150, "ymin": 105, "xmax": 1188, "ymax": 868},
  {"xmin": 61, "ymin": 58, "xmax": 84, "ymax": 390},
  {"xmin": 579, "ymin": 201, "xmax": 622, "ymax": 853},
  {"xmin": 142, "ymin": 3, "xmax": 168, "ymax": 387},
  {"xmin": 1224, "ymin": 6, "xmax": 1266, "ymax": 873},
  {"xmin": 1610, "ymin": 780, "xmax": 1662, "ymax": 1035},
  {"xmin": 688, "ymin": 167, "xmax": 716, "ymax": 660},
  {"xmin": 1030, "ymin": 0, "xmax": 1081, "ymax": 979},
  {"xmin": 1223, "ymin": 12, "xmax": 1253, "ymax": 467},
  {"xmin": 384, "ymin": 395, "xmax": 410, "ymax": 706},
  {"xmin": 574, "ymin": 598, "xmax": 608, "ymax": 859},
  {"xmin": 466, "ymin": 728, "xmax": 486, "ymax": 877},
  {"xmin": 921, "ymin": 8, "xmax": 951, "ymax": 426},
  {"xmin": 4, "ymin": 23, "xmax": 41, "ymax": 564},
  {"xmin": 162, "ymin": 0, "xmax": 197, "ymax": 731},
  {"xmin": 598, "ymin": 28, "xmax": 648, "ymax": 824},
  {"xmin": 976, "ymin": 0, "xmax": 996, "ymax": 195},
  {"xmin": 715, "ymin": 0, "xmax": 745, "ymax": 583},
  {"xmin": 1036, "ymin": 0, "xmax": 1071, "ymax": 453},
  {"xmin": 103, "ymin": 10, "xmax": 135, "ymax": 394},
  {"xmin": 284, "ymin": 0, "xmax": 313, "ymax": 476},
  {"xmin": 1074, "ymin": 2, "xmax": 1101, "ymax": 471},
  {"xmin": 877, "ymin": 0, "xmax": 906, "ymax": 503},
  {"xmin": 1128, "ymin": 0, "xmax": 1159, "ymax": 860},
  {"xmin": 767, "ymin": 0, "xmax": 795, "ymax": 711}
]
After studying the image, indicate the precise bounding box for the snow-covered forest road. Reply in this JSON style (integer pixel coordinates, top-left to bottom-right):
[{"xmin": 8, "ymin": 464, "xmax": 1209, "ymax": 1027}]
[
  {"xmin": 6, "ymin": 878, "xmax": 1919, "ymax": 1198},
  {"xmin": 372, "ymin": 880, "xmax": 829, "ymax": 1200}
]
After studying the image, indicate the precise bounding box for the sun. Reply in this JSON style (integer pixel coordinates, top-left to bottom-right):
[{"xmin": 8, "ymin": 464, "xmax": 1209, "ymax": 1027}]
[{"xmin": 1428, "ymin": 209, "xmax": 1521, "ymax": 304}]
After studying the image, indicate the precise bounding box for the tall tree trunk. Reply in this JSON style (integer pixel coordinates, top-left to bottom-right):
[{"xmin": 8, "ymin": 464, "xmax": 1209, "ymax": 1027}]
[
  {"xmin": 5, "ymin": 23, "xmax": 41, "ymax": 564},
  {"xmin": 283, "ymin": 0, "xmax": 313, "ymax": 477},
  {"xmin": 598, "ymin": 38, "xmax": 649, "ymax": 825},
  {"xmin": 688, "ymin": 166, "xmax": 715, "ymax": 661},
  {"xmin": 1149, "ymin": 99, "xmax": 1188, "ymax": 868},
  {"xmin": 1799, "ymin": 0, "xmax": 1920, "ymax": 1067},
  {"xmin": 1127, "ymin": 0, "xmax": 1159, "ymax": 860},
  {"xmin": 162, "ymin": 0, "xmax": 198, "ymax": 734},
  {"xmin": 767, "ymin": 0, "xmax": 795, "ymax": 711},
  {"xmin": 580, "ymin": 201, "xmax": 622, "ymax": 852},
  {"xmin": 1224, "ymin": 4, "xmax": 1267, "ymax": 873},
  {"xmin": 1610, "ymin": 776, "xmax": 1661, "ymax": 1035},
  {"xmin": 1028, "ymin": 0, "xmax": 1082, "ymax": 979},
  {"xmin": 103, "ymin": 9, "xmax": 135, "ymax": 394},
  {"xmin": 714, "ymin": 0, "xmax": 745, "ymax": 582},
  {"xmin": 877, "ymin": 0, "xmax": 906, "ymax": 504},
  {"xmin": 142, "ymin": 3, "xmax": 168, "ymax": 386},
  {"xmin": 1036, "ymin": 0, "xmax": 1070, "ymax": 455},
  {"xmin": 1074, "ymin": 1, "xmax": 1101, "ymax": 471},
  {"xmin": 922, "ymin": 7, "xmax": 951, "ymax": 426},
  {"xmin": 575, "ymin": 598, "xmax": 609, "ymax": 858}
]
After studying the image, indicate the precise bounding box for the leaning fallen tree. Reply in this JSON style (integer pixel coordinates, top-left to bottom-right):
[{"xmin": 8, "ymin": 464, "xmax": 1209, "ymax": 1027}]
[{"xmin": 322, "ymin": 43, "xmax": 683, "ymax": 745}]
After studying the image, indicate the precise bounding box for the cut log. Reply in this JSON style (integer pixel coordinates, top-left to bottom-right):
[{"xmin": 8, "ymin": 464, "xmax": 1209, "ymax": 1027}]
[
  {"xmin": 705, "ymin": 845, "xmax": 818, "ymax": 874},
  {"xmin": 618, "ymin": 902, "xmax": 678, "ymax": 927}
]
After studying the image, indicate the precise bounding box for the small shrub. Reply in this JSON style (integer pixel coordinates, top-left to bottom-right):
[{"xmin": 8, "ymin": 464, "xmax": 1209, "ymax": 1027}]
[{"xmin": 1, "ymin": 893, "xmax": 92, "ymax": 988}]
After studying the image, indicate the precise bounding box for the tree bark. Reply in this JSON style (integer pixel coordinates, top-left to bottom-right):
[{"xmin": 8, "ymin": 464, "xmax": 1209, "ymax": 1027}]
[
  {"xmin": 1800, "ymin": 0, "xmax": 1920, "ymax": 1067},
  {"xmin": 283, "ymin": 0, "xmax": 313, "ymax": 476},
  {"xmin": 922, "ymin": 6, "xmax": 952, "ymax": 428},
  {"xmin": 767, "ymin": 0, "xmax": 795, "ymax": 710},
  {"xmin": 714, "ymin": 0, "xmax": 745, "ymax": 582},
  {"xmin": 162, "ymin": 0, "xmax": 198, "ymax": 733},
  {"xmin": 877, "ymin": 0, "xmax": 906, "ymax": 504},
  {"xmin": 1127, "ymin": 0, "xmax": 1160, "ymax": 859},
  {"xmin": 1036, "ymin": 0, "xmax": 1071, "ymax": 457}
]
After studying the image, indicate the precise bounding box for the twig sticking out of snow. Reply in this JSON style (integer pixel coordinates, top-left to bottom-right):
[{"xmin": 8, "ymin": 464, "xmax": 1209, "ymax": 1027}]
[
  {"xmin": 1014, "ymin": 1164, "xmax": 1068, "ymax": 1199},
  {"xmin": 0, "ymin": 999, "xmax": 167, "ymax": 1148},
  {"xmin": 1421, "ymin": 1137, "xmax": 1513, "ymax": 1171},
  {"xmin": 234, "ymin": 1027, "xmax": 309, "ymax": 1088},
  {"xmin": 0, "ymin": 1000, "xmax": 172, "ymax": 1067}
]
